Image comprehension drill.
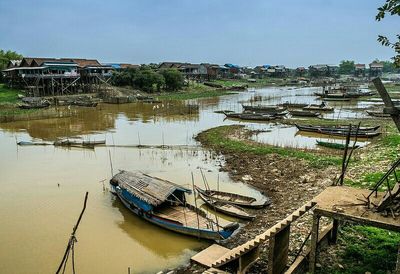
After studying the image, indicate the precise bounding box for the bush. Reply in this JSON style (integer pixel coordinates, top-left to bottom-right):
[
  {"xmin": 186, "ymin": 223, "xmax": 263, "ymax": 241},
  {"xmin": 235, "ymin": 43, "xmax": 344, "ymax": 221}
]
[
  {"xmin": 133, "ymin": 66, "xmax": 165, "ymax": 92},
  {"xmin": 160, "ymin": 68, "xmax": 184, "ymax": 91}
]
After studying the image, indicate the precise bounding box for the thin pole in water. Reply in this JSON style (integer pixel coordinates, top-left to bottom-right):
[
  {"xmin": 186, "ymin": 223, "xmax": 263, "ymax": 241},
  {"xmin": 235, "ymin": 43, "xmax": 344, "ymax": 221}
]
[
  {"xmin": 137, "ymin": 132, "xmax": 141, "ymax": 146},
  {"xmin": 108, "ymin": 150, "xmax": 114, "ymax": 177},
  {"xmin": 191, "ymin": 172, "xmax": 201, "ymax": 239}
]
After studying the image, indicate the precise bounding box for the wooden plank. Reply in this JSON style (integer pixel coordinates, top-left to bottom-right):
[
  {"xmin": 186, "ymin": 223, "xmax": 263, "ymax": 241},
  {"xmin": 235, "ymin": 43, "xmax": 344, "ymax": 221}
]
[
  {"xmin": 191, "ymin": 244, "xmax": 231, "ymax": 268},
  {"xmin": 308, "ymin": 214, "xmax": 320, "ymax": 274}
]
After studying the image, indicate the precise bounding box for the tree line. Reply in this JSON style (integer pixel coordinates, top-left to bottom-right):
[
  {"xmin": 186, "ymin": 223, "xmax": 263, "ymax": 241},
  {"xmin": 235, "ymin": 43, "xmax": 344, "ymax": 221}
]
[
  {"xmin": 338, "ymin": 60, "xmax": 399, "ymax": 74},
  {"xmin": 111, "ymin": 65, "xmax": 184, "ymax": 93}
]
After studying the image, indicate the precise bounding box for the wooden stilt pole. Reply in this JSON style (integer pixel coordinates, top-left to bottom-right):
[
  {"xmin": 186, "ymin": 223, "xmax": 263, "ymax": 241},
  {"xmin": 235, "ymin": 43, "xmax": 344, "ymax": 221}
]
[{"xmin": 191, "ymin": 172, "xmax": 201, "ymax": 238}]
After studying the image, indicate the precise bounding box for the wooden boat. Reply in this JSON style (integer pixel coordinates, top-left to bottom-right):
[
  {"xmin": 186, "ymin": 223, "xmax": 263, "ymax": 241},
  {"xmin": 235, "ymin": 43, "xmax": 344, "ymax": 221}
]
[
  {"xmin": 289, "ymin": 110, "xmax": 320, "ymax": 117},
  {"xmin": 323, "ymin": 97, "xmax": 351, "ymax": 102},
  {"xmin": 316, "ymin": 140, "xmax": 359, "ymax": 150},
  {"xmin": 242, "ymin": 105, "xmax": 286, "ymax": 112},
  {"xmin": 73, "ymin": 101, "xmax": 98, "ymax": 107},
  {"xmin": 196, "ymin": 187, "xmax": 255, "ymax": 220},
  {"xmin": 194, "ymin": 186, "xmax": 270, "ymax": 209},
  {"xmin": 54, "ymin": 139, "xmax": 105, "ymax": 147},
  {"xmin": 295, "ymin": 124, "xmax": 380, "ymax": 133},
  {"xmin": 18, "ymin": 102, "xmax": 50, "ymax": 109},
  {"xmin": 278, "ymin": 102, "xmax": 308, "ymax": 108},
  {"xmin": 110, "ymin": 171, "xmax": 239, "ymax": 240},
  {"xmin": 303, "ymin": 104, "xmax": 334, "ymax": 111},
  {"xmin": 295, "ymin": 124, "xmax": 380, "ymax": 138},
  {"xmin": 224, "ymin": 112, "xmax": 278, "ymax": 121},
  {"xmin": 366, "ymin": 110, "xmax": 391, "ymax": 118}
]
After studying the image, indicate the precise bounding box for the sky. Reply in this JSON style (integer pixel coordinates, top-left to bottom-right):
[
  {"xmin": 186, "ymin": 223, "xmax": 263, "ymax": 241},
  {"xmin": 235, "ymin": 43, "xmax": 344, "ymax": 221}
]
[{"xmin": 0, "ymin": 0, "xmax": 398, "ymax": 67}]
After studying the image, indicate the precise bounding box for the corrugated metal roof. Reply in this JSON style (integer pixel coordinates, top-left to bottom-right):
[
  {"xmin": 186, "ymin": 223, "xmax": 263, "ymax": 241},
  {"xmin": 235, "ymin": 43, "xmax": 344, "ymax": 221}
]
[{"xmin": 111, "ymin": 171, "xmax": 190, "ymax": 206}]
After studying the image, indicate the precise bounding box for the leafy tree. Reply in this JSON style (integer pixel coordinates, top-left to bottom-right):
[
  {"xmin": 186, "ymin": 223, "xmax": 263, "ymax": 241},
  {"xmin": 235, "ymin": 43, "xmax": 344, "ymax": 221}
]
[
  {"xmin": 111, "ymin": 68, "xmax": 136, "ymax": 86},
  {"xmin": 133, "ymin": 66, "xmax": 165, "ymax": 92},
  {"xmin": 382, "ymin": 60, "xmax": 395, "ymax": 72},
  {"xmin": 338, "ymin": 60, "xmax": 355, "ymax": 74},
  {"xmin": 160, "ymin": 69, "xmax": 184, "ymax": 91},
  {"xmin": 0, "ymin": 49, "xmax": 23, "ymax": 70},
  {"xmin": 376, "ymin": 0, "xmax": 400, "ymax": 66}
]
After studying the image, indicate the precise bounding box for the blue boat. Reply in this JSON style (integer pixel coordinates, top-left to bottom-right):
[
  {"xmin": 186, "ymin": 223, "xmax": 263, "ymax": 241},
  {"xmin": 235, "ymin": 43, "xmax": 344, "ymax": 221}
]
[{"xmin": 110, "ymin": 171, "xmax": 239, "ymax": 241}]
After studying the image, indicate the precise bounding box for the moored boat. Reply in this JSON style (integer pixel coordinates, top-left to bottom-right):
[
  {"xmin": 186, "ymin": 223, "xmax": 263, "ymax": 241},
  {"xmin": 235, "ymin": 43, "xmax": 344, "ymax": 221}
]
[
  {"xmin": 303, "ymin": 104, "xmax": 334, "ymax": 111},
  {"xmin": 289, "ymin": 110, "xmax": 320, "ymax": 117},
  {"xmin": 316, "ymin": 140, "xmax": 360, "ymax": 150},
  {"xmin": 73, "ymin": 101, "xmax": 98, "ymax": 107},
  {"xmin": 197, "ymin": 188, "xmax": 255, "ymax": 220},
  {"xmin": 194, "ymin": 186, "xmax": 270, "ymax": 209},
  {"xmin": 110, "ymin": 171, "xmax": 239, "ymax": 240},
  {"xmin": 223, "ymin": 112, "xmax": 278, "ymax": 121},
  {"xmin": 295, "ymin": 124, "xmax": 380, "ymax": 138},
  {"xmin": 242, "ymin": 104, "xmax": 286, "ymax": 112},
  {"xmin": 278, "ymin": 102, "xmax": 308, "ymax": 108},
  {"xmin": 366, "ymin": 110, "xmax": 391, "ymax": 118},
  {"xmin": 295, "ymin": 124, "xmax": 380, "ymax": 133}
]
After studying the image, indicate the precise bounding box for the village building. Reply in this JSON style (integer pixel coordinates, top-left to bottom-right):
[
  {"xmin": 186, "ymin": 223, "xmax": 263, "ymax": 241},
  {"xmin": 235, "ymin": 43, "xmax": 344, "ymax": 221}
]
[
  {"xmin": 2, "ymin": 57, "xmax": 114, "ymax": 96},
  {"xmin": 308, "ymin": 64, "xmax": 338, "ymax": 77},
  {"xmin": 369, "ymin": 61, "xmax": 384, "ymax": 77},
  {"xmin": 354, "ymin": 63, "xmax": 366, "ymax": 77}
]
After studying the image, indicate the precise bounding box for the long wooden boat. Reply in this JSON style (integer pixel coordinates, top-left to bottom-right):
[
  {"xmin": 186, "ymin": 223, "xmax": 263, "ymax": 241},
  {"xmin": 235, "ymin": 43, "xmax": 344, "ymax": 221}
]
[
  {"xmin": 303, "ymin": 104, "xmax": 334, "ymax": 111},
  {"xmin": 323, "ymin": 97, "xmax": 351, "ymax": 102},
  {"xmin": 18, "ymin": 102, "xmax": 50, "ymax": 109},
  {"xmin": 278, "ymin": 102, "xmax": 308, "ymax": 108},
  {"xmin": 195, "ymin": 186, "xmax": 270, "ymax": 209},
  {"xmin": 224, "ymin": 112, "xmax": 278, "ymax": 121},
  {"xmin": 366, "ymin": 110, "xmax": 391, "ymax": 118},
  {"xmin": 242, "ymin": 105, "xmax": 286, "ymax": 112},
  {"xmin": 54, "ymin": 139, "xmax": 106, "ymax": 147},
  {"xmin": 196, "ymin": 187, "xmax": 255, "ymax": 220},
  {"xmin": 73, "ymin": 101, "xmax": 98, "ymax": 107},
  {"xmin": 316, "ymin": 140, "xmax": 359, "ymax": 150},
  {"xmin": 289, "ymin": 110, "xmax": 320, "ymax": 117},
  {"xmin": 295, "ymin": 124, "xmax": 380, "ymax": 138},
  {"xmin": 110, "ymin": 171, "xmax": 239, "ymax": 240},
  {"xmin": 295, "ymin": 124, "xmax": 380, "ymax": 133}
]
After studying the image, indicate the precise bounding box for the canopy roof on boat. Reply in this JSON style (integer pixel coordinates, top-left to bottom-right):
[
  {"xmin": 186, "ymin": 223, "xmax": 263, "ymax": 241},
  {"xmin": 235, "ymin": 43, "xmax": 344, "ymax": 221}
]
[{"xmin": 111, "ymin": 170, "xmax": 191, "ymax": 206}]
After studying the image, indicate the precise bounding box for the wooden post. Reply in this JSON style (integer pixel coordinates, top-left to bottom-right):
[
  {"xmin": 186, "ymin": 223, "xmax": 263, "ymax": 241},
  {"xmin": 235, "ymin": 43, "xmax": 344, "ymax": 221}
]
[
  {"xmin": 330, "ymin": 219, "xmax": 339, "ymax": 244},
  {"xmin": 372, "ymin": 77, "xmax": 400, "ymax": 132},
  {"xmin": 309, "ymin": 214, "xmax": 320, "ymax": 274},
  {"xmin": 268, "ymin": 224, "xmax": 291, "ymax": 274}
]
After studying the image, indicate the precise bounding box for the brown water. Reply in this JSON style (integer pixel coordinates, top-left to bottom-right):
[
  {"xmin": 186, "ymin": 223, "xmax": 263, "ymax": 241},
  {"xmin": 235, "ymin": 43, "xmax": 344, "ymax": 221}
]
[{"xmin": 0, "ymin": 86, "xmax": 375, "ymax": 273}]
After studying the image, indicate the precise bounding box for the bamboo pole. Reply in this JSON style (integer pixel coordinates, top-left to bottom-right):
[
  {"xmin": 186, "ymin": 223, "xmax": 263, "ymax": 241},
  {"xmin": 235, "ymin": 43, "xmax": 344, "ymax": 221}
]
[
  {"xmin": 56, "ymin": 192, "xmax": 89, "ymax": 274},
  {"xmin": 191, "ymin": 172, "xmax": 201, "ymax": 238}
]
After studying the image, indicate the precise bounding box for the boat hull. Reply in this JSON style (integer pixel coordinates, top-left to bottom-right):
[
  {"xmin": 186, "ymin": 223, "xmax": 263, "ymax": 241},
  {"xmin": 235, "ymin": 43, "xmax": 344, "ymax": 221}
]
[{"xmin": 115, "ymin": 186, "xmax": 235, "ymax": 240}]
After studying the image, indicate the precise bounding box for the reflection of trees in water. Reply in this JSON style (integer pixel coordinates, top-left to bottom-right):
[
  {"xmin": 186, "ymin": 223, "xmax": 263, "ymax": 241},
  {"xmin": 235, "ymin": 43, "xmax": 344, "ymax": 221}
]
[
  {"xmin": 111, "ymin": 196, "xmax": 204, "ymax": 258},
  {"xmin": 0, "ymin": 101, "xmax": 202, "ymax": 140}
]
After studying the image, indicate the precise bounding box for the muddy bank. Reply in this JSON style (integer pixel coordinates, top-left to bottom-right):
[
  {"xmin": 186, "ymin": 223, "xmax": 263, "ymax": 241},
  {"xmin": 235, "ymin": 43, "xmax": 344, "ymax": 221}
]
[{"xmin": 171, "ymin": 125, "xmax": 339, "ymax": 273}]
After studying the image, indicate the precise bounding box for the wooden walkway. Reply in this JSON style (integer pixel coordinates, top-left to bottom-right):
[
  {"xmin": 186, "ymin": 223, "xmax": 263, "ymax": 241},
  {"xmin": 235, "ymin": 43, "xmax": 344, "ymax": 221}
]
[{"xmin": 192, "ymin": 201, "xmax": 316, "ymax": 274}]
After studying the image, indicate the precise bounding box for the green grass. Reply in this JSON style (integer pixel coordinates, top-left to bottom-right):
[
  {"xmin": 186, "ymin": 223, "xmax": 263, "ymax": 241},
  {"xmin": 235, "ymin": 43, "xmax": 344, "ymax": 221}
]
[
  {"xmin": 0, "ymin": 84, "xmax": 22, "ymax": 103},
  {"xmin": 196, "ymin": 125, "xmax": 341, "ymax": 168},
  {"xmin": 345, "ymin": 170, "xmax": 399, "ymax": 190},
  {"xmin": 156, "ymin": 90, "xmax": 235, "ymax": 100},
  {"xmin": 319, "ymin": 225, "xmax": 400, "ymax": 274}
]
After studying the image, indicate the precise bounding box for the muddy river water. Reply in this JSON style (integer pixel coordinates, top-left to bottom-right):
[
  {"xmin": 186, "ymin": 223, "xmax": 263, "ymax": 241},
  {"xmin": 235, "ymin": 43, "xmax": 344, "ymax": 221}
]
[{"xmin": 0, "ymin": 86, "xmax": 377, "ymax": 273}]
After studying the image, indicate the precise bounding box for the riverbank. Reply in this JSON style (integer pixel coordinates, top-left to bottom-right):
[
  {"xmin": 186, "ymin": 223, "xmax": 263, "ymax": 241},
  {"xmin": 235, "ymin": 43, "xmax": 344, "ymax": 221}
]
[{"xmin": 173, "ymin": 123, "xmax": 399, "ymax": 273}]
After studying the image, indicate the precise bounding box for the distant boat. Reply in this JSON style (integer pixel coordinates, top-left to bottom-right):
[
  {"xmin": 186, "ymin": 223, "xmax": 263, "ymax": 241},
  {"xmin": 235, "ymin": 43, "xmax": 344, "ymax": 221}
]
[
  {"xmin": 316, "ymin": 140, "xmax": 359, "ymax": 150},
  {"xmin": 295, "ymin": 124, "xmax": 380, "ymax": 138},
  {"xmin": 54, "ymin": 139, "xmax": 105, "ymax": 147},
  {"xmin": 197, "ymin": 187, "xmax": 255, "ymax": 220},
  {"xmin": 110, "ymin": 171, "xmax": 239, "ymax": 240},
  {"xmin": 18, "ymin": 101, "xmax": 50, "ymax": 109},
  {"xmin": 73, "ymin": 101, "xmax": 98, "ymax": 107},
  {"xmin": 194, "ymin": 186, "xmax": 270, "ymax": 209},
  {"xmin": 242, "ymin": 104, "xmax": 286, "ymax": 112},
  {"xmin": 366, "ymin": 110, "xmax": 391, "ymax": 118},
  {"xmin": 223, "ymin": 112, "xmax": 278, "ymax": 121},
  {"xmin": 278, "ymin": 102, "xmax": 308, "ymax": 108},
  {"xmin": 303, "ymin": 104, "xmax": 334, "ymax": 111},
  {"xmin": 323, "ymin": 97, "xmax": 351, "ymax": 102},
  {"xmin": 289, "ymin": 110, "xmax": 320, "ymax": 117}
]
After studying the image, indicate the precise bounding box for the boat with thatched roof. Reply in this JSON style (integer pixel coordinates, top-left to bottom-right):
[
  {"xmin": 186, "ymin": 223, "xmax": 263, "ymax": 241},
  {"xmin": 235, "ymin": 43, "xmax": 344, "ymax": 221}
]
[{"xmin": 110, "ymin": 171, "xmax": 239, "ymax": 240}]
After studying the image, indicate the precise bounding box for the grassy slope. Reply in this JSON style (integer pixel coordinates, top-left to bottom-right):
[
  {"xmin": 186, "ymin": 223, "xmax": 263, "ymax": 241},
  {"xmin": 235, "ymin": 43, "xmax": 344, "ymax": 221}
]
[
  {"xmin": 196, "ymin": 125, "xmax": 341, "ymax": 168},
  {"xmin": 0, "ymin": 84, "xmax": 21, "ymax": 103}
]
